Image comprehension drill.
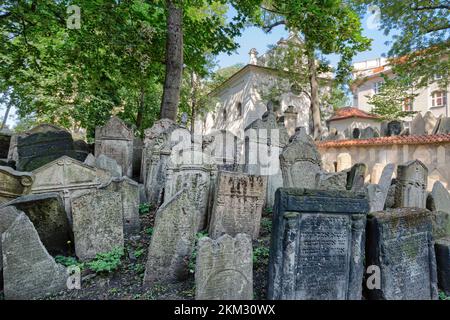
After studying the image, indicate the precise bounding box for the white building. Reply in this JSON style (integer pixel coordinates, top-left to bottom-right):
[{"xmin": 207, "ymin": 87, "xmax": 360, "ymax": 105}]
[{"xmin": 351, "ymin": 57, "xmax": 449, "ymax": 119}]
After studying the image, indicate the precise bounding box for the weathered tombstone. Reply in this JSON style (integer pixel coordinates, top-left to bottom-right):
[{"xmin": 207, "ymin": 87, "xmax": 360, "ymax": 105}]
[
  {"xmin": 71, "ymin": 189, "xmax": 124, "ymax": 261},
  {"xmin": 195, "ymin": 234, "xmax": 253, "ymax": 300},
  {"xmin": 370, "ymin": 163, "xmax": 384, "ymax": 184},
  {"xmin": 165, "ymin": 153, "xmax": 216, "ymax": 231},
  {"xmin": 360, "ymin": 127, "xmax": 379, "ymax": 139},
  {"xmin": 208, "ymin": 171, "xmax": 267, "ymax": 240},
  {"xmin": 95, "ymin": 154, "xmax": 122, "ymax": 177},
  {"xmin": 316, "ymin": 170, "xmax": 348, "ymax": 191},
  {"xmin": 410, "ymin": 113, "xmax": 426, "ymax": 136},
  {"xmin": 435, "ymin": 237, "xmax": 450, "ymax": 295},
  {"xmin": 30, "ymin": 156, "xmax": 111, "ymax": 222},
  {"xmin": 268, "ymin": 188, "xmax": 368, "ymax": 300},
  {"xmin": 280, "ymin": 127, "xmax": 322, "ymax": 189},
  {"xmin": 365, "ymin": 208, "xmax": 438, "ymax": 300},
  {"xmin": 73, "ymin": 139, "xmax": 90, "ymax": 162},
  {"xmin": 0, "ymin": 131, "xmax": 11, "ymax": 159},
  {"xmin": 367, "ymin": 163, "xmax": 395, "ymax": 212},
  {"xmin": 336, "ymin": 153, "xmax": 352, "ymax": 172},
  {"xmin": 2, "ymin": 212, "xmax": 67, "ymax": 300},
  {"xmin": 143, "ymin": 189, "xmax": 199, "ymax": 285},
  {"xmin": 423, "ymin": 111, "xmax": 437, "ymax": 135},
  {"xmin": 0, "ymin": 206, "xmax": 21, "ymax": 276},
  {"xmin": 84, "ymin": 153, "xmax": 96, "ymax": 166},
  {"xmin": 380, "ymin": 120, "xmax": 389, "ymax": 136},
  {"xmin": 428, "ymin": 181, "xmax": 450, "ymax": 214},
  {"xmin": 17, "ymin": 128, "xmax": 77, "ymax": 171},
  {"xmin": 2, "ymin": 193, "xmax": 71, "ymax": 254},
  {"xmin": 387, "ymin": 120, "xmax": 403, "ymax": 136},
  {"xmin": 346, "ymin": 163, "xmax": 367, "ymax": 191},
  {"xmin": 204, "ymin": 130, "xmax": 241, "ymax": 171},
  {"xmin": 104, "ymin": 177, "xmax": 140, "ymax": 235},
  {"xmin": 95, "ymin": 116, "xmax": 133, "ymax": 177},
  {"xmin": 132, "ymin": 136, "xmax": 143, "ymax": 180},
  {"xmin": 394, "ymin": 160, "xmax": 428, "ymax": 208},
  {"xmin": 244, "ymin": 107, "xmax": 289, "ymax": 207},
  {"xmin": 0, "ymin": 166, "xmax": 33, "ymax": 203},
  {"xmin": 434, "ymin": 117, "xmax": 450, "ymax": 134}
]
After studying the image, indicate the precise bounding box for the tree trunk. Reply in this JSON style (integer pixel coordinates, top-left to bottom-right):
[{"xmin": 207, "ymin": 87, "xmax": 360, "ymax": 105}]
[
  {"xmin": 307, "ymin": 47, "xmax": 322, "ymax": 139},
  {"xmin": 136, "ymin": 86, "xmax": 145, "ymax": 136},
  {"xmin": 1, "ymin": 102, "xmax": 11, "ymax": 130},
  {"xmin": 160, "ymin": 0, "xmax": 183, "ymax": 121},
  {"xmin": 190, "ymin": 72, "xmax": 197, "ymax": 135}
]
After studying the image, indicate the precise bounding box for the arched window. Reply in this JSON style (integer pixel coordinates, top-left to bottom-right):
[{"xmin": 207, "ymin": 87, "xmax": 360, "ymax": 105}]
[
  {"xmin": 431, "ymin": 91, "xmax": 447, "ymax": 108},
  {"xmin": 237, "ymin": 102, "xmax": 242, "ymax": 117}
]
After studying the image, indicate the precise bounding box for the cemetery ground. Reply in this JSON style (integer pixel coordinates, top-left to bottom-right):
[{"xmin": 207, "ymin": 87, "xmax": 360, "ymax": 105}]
[{"xmin": 15, "ymin": 206, "xmax": 272, "ymax": 301}]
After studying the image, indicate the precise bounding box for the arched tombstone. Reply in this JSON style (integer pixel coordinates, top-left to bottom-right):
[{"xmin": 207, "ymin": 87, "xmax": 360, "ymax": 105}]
[
  {"xmin": 387, "ymin": 120, "xmax": 403, "ymax": 136},
  {"xmin": 394, "ymin": 159, "xmax": 428, "ymax": 208}
]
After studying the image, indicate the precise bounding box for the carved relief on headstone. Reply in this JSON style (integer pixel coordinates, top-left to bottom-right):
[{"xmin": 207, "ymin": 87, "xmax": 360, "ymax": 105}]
[
  {"xmin": 208, "ymin": 171, "xmax": 267, "ymax": 240},
  {"xmin": 95, "ymin": 117, "xmax": 133, "ymax": 177},
  {"xmin": 280, "ymin": 127, "xmax": 322, "ymax": 189},
  {"xmin": 30, "ymin": 156, "xmax": 111, "ymax": 222},
  {"xmin": 0, "ymin": 166, "xmax": 33, "ymax": 203},
  {"xmin": 104, "ymin": 176, "xmax": 140, "ymax": 235},
  {"xmin": 268, "ymin": 188, "xmax": 369, "ymax": 300},
  {"xmin": 394, "ymin": 160, "xmax": 428, "ymax": 208},
  {"xmin": 2, "ymin": 193, "xmax": 71, "ymax": 254},
  {"xmin": 365, "ymin": 208, "xmax": 438, "ymax": 300},
  {"xmin": 2, "ymin": 212, "xmax": 67, "ymax": 300},
  {"xmin": 244, "ymin": 109, "xmax": 289, "ymax": 207},
  {"xmin": 143, "ymin": 189, "xmax": 199, "ymax": 285},
  {"xmin": 195, "ymin": 234, "xmax": 253, "ymax": 300},
  {"xmin": 367, "ymin": 163, "xmax": 395, "ymax": 212},
  {"xmin": 17, "ymin": 127, "xmax": 77, "ymax": 171},
  {"xmin": 71, "ymin": 189, "xmax": 124, "ymax": 261}
]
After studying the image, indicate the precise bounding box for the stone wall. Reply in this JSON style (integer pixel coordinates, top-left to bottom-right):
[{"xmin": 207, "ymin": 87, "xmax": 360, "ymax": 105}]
[{"xmin": 317, "ymin": 134, "xmax": 450, "ymax": 190}]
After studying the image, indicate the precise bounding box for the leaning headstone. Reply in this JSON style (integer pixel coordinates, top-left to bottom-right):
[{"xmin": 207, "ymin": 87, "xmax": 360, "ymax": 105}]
[
  {"xmin": 95, "ymin": 116, "xmax": 133, "ymax": 177},
  {"xmin": 0, "ymin": 166, "xmax": 33, "ymax": 203},
  {"xmin": 365, "ymin": 208, "xmax": 438, "ymax": 300},
  {"xmin": 208, "ymin": 171, "xmax": 267, "ymax": 240},
  {"xmin": 195, "ymin": 234, "xmax": 253, "ymax": 300},
  {"xmin": 16, "ymin": 128, "xmax": 76, "ymax": 171},
  {"xmin": 280, "ymin": 127, "xmax": 322, "ymax": 189},
  {"xmin": 95, "ymin": 154, "xmax": 122, "ymax": 177},
  {"xmin": 143, "ymin": 189, "xmax": 199, "ymax": 285},
  {"xmin": 435, "ymin": 237, "xmax": 450, "ymax": 295},
  {"xmin": 367, "ymin": 163, "xmax": 395, "ymax": 212},
  {"xmin": 387, "ymin": 120, "xmax": 403, "ymax": 136},
  {"xmin": 394, "ymin": 160, "xmax": 428, "ymax": 208},
  {"xmin": 429, "ymin": 181, "xmax": 450, "ymax": 214},
  {"xmin": 104, "ymin": 177, "xmax": 140, "ymax": 235},
  {"xmin": 0, "ymin": 206, "xmax": 21, "ymax": 275},
  {"xmin": 71, "ymin": 189, "xmax": 124, "ymax": 261},
  {"xmin": 423, "ymin": 111, "xmax": 437, "ymax": 135},
  {"xmin": 2, "ymin": 212, "xmax": 67, "ymax": 300},
  {"xmin": 410, "ymin": 113, "xmax": 426, "ymax": 136},
  {"xmin": 268, "ymin": 188, "xmax": 369, "ymax": 300},
  {"xmin": 2, "ymin": 193, "xmax": 71, "ymax": 254},
  {"xmin": 346, "ymin": 163, "xmax": 367, "ymax": 191},
  {"xmin": 434, "ymin": 117, "xmax": 450, "ymax": 134}
]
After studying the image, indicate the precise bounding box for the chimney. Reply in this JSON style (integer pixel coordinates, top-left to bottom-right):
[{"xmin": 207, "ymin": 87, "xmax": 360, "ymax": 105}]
[{"xmin": 249, "ymin": 48, "xmax": 258, "ymax": 65}]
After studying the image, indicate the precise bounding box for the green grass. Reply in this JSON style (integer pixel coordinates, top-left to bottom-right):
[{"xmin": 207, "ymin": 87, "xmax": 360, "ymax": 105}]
[{"xmin": 87, "ymin": 247, "xmax": 124, "ymax": 274}]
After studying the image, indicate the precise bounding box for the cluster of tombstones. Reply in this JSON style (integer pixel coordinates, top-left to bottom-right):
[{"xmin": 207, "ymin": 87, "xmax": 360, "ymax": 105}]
[
  {"xmin": 321, "ymin": 111, "xmax": 450, "ymax": 141},
  {"xmin": 0, "ymin": 110, "xmax": 449, "ymax": 300}
]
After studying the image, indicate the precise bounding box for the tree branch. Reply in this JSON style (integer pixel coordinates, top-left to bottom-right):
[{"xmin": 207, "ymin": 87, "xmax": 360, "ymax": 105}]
[
  {"xmin": 412, "ymin": 5, "xmax": 450, "ymax": 11},
  {"xmin": 263, "ymin": 20, "xmax": 286, "ymax": 33},
  {"xmin": 426, "ymin": 24, "xmax": 450, "ymax": 33}
]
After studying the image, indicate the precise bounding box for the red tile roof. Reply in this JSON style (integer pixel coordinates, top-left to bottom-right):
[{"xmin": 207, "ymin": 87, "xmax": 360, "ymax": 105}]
[
  {"xmin": 317, "ymin": 134, "xmax": 450, "ymax": 148},
  {"xmin": 328, "ymin": 107, "xmax": 380, "ymax": 122}
]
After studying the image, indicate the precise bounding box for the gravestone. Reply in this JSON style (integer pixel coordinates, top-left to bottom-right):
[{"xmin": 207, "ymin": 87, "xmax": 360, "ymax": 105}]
[
  {"xmin": 434, "ymin": 117, "xmax": 450, "ymax": 134},
  {"xmin": 73, "ymin": 139, "xmax": 90, "ymax": 162},
  {"xmin": 208, "ymin": 171, "xmax": 267, "ymax": 240},
  {"xmin": 2, "ymin": 212, "xmax": 67, "ymax": 300},
  {"xmin": 435, "ymin": 237, "xmax": 450, "ymax": 295},
  {"xmin": 71, "ymin": 189, "xmax": 124, "ymax": 261},
  {"xmin": 0, "ymin": 206, "xmax": 21, "ymax": 276},
  {"xmin": 428, "ymin": 181, "xmax": 450, "ymax": 214},
  {"xmin": 84, "ymin": 153, "xmax": 96, "ymax": 166},
  {"xmin": 370, "ymin": 163, "xmax": 384, "ymax": 184},
  {"xmin": 132, "ymin": 136, "xmax": 143, "ymax": 180},
  {"xmin": 95, "ymin": 154, "xmax": 122, "ymax": 177},
  {"xmin": 394, "ymin": 160, "xmax": 428, "ymax": 208},
  {"xmin": 423, "ymin": 111, "xmax": 437, "ymax": 135},
  {"xmin": 268, "ymin": 188, "xmax": 369, "ymax": 300},
  {"xmin": 346, "ymin": 163, "xmax": 367, "ymax": 191},
  {"xmin": 365, "ymin": 208, "xmax": 438, "ymax": 300},
  {"xmin": 0, "ymin": 131, "xmax": 11, "ymax": 159},
  {"xmin": 95, "ymin": 116, "xmax": 133, "ymax": 177},
  {"xmin": 410, "ymin": 113, "xmax": 426, "ymax": 136},
  {"xmin": 165, "ymin": 154, "xmax": 215, "ymax": 231},
  {"xmin": 367, "ymin": 163, "xmax": 395, "ymax": 212},
  {"xmin": 30, "ymin": 156, "xmax": 111, "ymax": 222},
  {"xmin": 0, "ymin": 166, "xmax": 33, "ymax": 203},
  {"xmin": 316, "ymin": 171, "xmax": 348, "ymax": 191},
  {"xmin": 336, "ymin": 153, "xmax": 352, "ymax": 172},
  {"xmin": 2, "ymin": 193, "xmax": 71, "ymax": 254},
  {"xmin": 195, "ymin": 234, "xmax": 253, "ymax": 300},
  {"xmin": 143, "ymin": 189, "xmax": 199, "ymax": 285},
  {"xmin": 387, "ymin": 120, "xmax": 403, "ymax": 136},
  {"xmin": 244, "ymin": 107, "xmax": 289, "ymax": 207},
  {"xmin": 104, "ymin": 177, "xmax": 140, "ymax": 235},
  {"xmin": 204, "ymin": 130, "xmax": 241, "ymax": 171},
  {"xmin": 17, "ymin": 129, "xmax": 77, "ymax": 171},
  {"xmin": 280, "ymin": 127, "xmax": 322, "ymax": 189},
  {"xmin": 360, "ymin": 127, "xmax": 379, "ymax": 139},
  {"xmin": 380, "ymin": 121, "xmax": 389, "ymax": 137}
]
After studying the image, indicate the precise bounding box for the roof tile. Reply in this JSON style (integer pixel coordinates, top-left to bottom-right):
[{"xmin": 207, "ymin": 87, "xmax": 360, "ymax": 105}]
[{"xmin": 317, "ymin": 134, "xmax": 450, "ymax": 148}]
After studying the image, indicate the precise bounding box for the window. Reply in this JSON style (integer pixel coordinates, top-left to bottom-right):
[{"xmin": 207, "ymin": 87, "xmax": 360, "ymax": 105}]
[
  {"xmin": 236, "ymin": 102, "xmax": 242, "ymax": 117},
  {"xmin": 403, "ymin": 97, "xmax": 413, "ymax": 111},
  {"xmin": 373, "ymin": 81, "xmax": 383, "ymax": 94},
  {"xmin": 431, "ymin": 91, "xmax": 447, "ymax": 108}
]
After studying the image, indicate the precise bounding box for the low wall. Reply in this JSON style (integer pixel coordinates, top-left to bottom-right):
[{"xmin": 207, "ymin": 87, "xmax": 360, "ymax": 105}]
[{"xmin": 317, "ymin": 134, "xmax": 450, "ymax": 190}]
